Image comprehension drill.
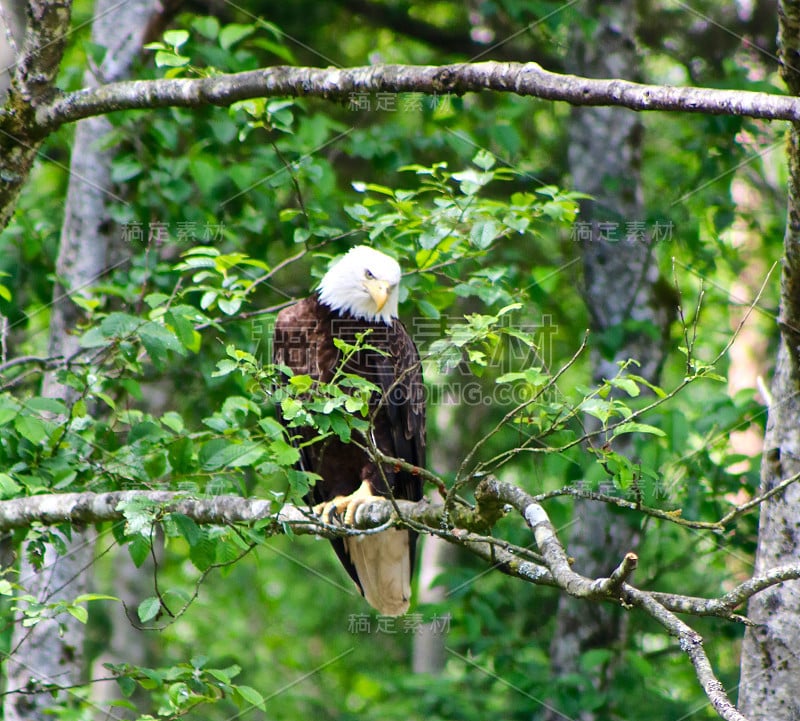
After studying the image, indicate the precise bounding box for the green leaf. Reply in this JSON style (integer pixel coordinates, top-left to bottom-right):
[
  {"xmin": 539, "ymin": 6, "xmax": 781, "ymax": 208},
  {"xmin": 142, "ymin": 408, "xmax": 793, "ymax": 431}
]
[
  {"xmin": 78, "ymin": 326, "xmax": 108, "ymax": 349},
  {"xmin": 288, "ymin": 374, "xmax": 313, "ymax": 392},
  {"xmin": 119, "ymin": 497, "xmax": 159, "ymax": 538},
  {"xmin": 0, "ymin": 473, "xmax": 21, "ymax": 499},
  {"xmin": 201, "ymin": 441, "xmax": 265, "ymax": 470},
  {"xmin": 138, "ymin": 596, "xmax": 161, "ymax": 623},
  {"xmin": 170, "ymin": 513, "xmax": 202, "ymax": 547},
  {"xmin": 580, "ymin": 648, "xmax": 613, "ymax": 671},
  {"xmin": 161, "ymin": 411, "xmax": 185, "ymax": 433},
  {"xmin": 154, "ymin": 50, "xmax": 190, "ymax": 67},
  {"xmin": 472, "ymin": 149, "xmax": 496, "ymax": 170},
  {"xmin": 193, "ymin": 15, "xmax": 220, "ymax": 39},
  {"xmin": 250, "ymin": 37, "xmax": 297, "ymax": 64},
  {"xmin": 163, "ymin": 29, "xmax": 189, "ymax": 49},
  {"xmin": 111, "ymin": 157, "xmax": 142, "ymax": 182},
  {"xmin": 236, "ymin": 685, "xmax": 266, "ymax": 710},
  {"xmin": 280, "ymin": 397, "xmax": 304, "ymax": 421},
  {"xmin": 496, "ymin": 367, "xmax": 548, "ymax": 386},
  {"xmin": 115, "ymin": 675, "xmax": 137, "ymax": 698},
  {"xmin": 166, "ymin": 309, "xmax": 202, "ymax": 353},
  {"xmin": 270, "ymin": 438, "xmax": 300, "ymax": 466},
  {"xmin": 581, "ymin": 398, "xmax": 613, "ymax": 424},
  {"xmin": 220, "ymin": 23, "xmax": 255, "ymax": 50},
  {"xmin": 25, "ymin": 397, "xmax": 68, "ymax": 415},
  {"xmin": 127, "ymin": 421, "xmax": 166, "ymax": 445},
  {"xmin": 452, "ymin": 168, "xmax": 493, "ymax": 195},
  {"xmin": 344, "ymin": 394, "xmax": 367, "ymax": 414},
  {"xmin": 610, "ymin": 377, "xmax": 640, "ymax": 397},
  {"xmin": 328, "ymin": 413, "xmax": 351, "ymax": 442},
  {"xmin": 140, "ymin": 322, "xmax": 185, "ymax": 366},
  {"xmin": 612, "ymin": 422, "xmax": 666, "ymax": 438},
  {"xmin": 14, "ymin": 415, "xmax": 48, "ymax": 444},
  {"xmin": 208, "ymin": 664, "xmax": 242, "ymax": 684},
  {"xmin": 168, "ymin": 437, "xmax": 194, "ymax": 474},
  {"xmin": 287, "ymin": 469, "xmax": 319, "ymax": 497},
  {"xmin": 0, "ymin": 405, "xmax": 17, "ymax": 425},
  {"xmin": 144, "ymin": 292, "xmax": 170, "ymax": 308},
  {"xmin": 217, "ymin": 296, "xmax": 243, "ymax": 315},
  {"xmin": 189, "ymin": 535, "xmax": 216, "ymax": 571},
  {"xmin": 213, "ymin": 359, "xmax": 239, "ymax": 377},
  {"xmin": 67, "ymin": 605, "xmax": 88, "ymax": 624},
  {"xmin": 470, "ymin": 220, "xmax": 499, "ymax": 249},
  {"xmin": 73, "ymin": 593, "xmax": 120, "ymax": 603},
  {"xmin": 100, "ymin": 312, "xmax": 141, "ymax": 338}
]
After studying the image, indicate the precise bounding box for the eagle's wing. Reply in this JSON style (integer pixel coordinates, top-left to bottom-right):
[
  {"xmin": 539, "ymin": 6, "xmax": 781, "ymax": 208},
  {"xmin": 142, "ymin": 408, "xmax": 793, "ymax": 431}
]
[{"xmin": 380, "ymin": 320, "xmax": 425, "ymax": 503}]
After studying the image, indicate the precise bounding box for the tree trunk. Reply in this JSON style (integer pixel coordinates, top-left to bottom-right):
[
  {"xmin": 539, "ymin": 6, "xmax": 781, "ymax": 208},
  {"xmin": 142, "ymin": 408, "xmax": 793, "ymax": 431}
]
[
  {"xmin": 413, "ymin": 398, "xmax": 472, "ymax": 673},
  {"xmin": 0, "ymin": 0, "xmax": 25, "ymax": 100},
  {"xmin": 3, "ymin": 0, "xmax": 155, "ymax": 718},
  {"xmin": 547, "ymin": 2, "xmax": 673, "ymax": 717},
  {"xmin": 738, "ymin": 4, "xmax": 800, "ymax": 716}
]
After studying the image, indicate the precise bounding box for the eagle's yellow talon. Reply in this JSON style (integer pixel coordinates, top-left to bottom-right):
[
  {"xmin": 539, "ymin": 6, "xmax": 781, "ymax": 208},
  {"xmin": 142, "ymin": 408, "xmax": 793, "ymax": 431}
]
[{"xmin": 314, "ymin": 481, "xmax": 380, "ymax": 526}]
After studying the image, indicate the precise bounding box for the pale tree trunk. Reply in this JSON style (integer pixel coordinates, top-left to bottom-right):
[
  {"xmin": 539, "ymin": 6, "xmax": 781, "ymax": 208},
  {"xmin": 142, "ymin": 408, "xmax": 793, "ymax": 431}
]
[
  {"xmin": 0, "ymin": 0, "xmax": 25, "ymax": 100},
  {"xmin": 3, "ymin": 0, "xmax": 155, "ymax": 718},
  {"xmin": 412, "ymin": 401, "xmax": 462, "ymax": 674},
  {"xmin": 738, "ymin": 3, "xmax": 800, "ymax": 717},
  {"xmin": 412, "ymin": 532, "xmax": 453, "ymax": 673},
  {"xmin": 546, "ymin": 2, "xmax": 673, "ymax": 716}
]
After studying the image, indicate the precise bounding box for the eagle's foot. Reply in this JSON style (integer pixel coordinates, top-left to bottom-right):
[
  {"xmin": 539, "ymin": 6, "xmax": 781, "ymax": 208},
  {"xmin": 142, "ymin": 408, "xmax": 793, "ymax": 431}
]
[{"xmin": 314, "ymin": 481, "xmax": 380, "ymax": 526}]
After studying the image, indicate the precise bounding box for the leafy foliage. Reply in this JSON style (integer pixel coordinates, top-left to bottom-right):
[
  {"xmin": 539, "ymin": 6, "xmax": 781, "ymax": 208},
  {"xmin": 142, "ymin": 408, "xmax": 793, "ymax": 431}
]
[{"xmin": 0, "ymin": 2, "xmax": 780, "ymax": 719}]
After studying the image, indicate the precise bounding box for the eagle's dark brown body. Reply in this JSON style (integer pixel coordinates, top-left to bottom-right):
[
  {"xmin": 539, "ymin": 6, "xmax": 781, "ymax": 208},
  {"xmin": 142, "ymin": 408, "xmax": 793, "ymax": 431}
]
[{"xmin": 273, "ymin": 295, "xmax": 425, "ymax": 611}]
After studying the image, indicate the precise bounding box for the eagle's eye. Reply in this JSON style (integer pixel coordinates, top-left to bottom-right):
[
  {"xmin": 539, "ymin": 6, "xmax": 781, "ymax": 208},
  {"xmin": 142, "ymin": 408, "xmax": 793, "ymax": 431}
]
[{"xmin": 365, "ymin": 269, "xmax": 375, "ymax": 280}]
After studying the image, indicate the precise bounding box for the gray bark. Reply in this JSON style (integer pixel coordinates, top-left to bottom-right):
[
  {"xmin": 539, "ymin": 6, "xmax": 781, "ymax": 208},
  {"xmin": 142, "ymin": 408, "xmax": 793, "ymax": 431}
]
[
  {"xmin": 0, "ymin": 0, "xmax": 25, "ymax": 100},
  {"xmin": 738, "ymin": 4, "xmax": 800, "ymax": 716},
  {"xmin": 5, "ymin": 49, "xmax": 800, "ymax": 231},
  {"xmin": 3, "ymin": 0, "xmax": 156, "ymax": 718},
  {"xmin": 34, "ymin": 61, "xmax": 800, "ymax": 134},
  {"xmin": 548, "ymin": 3, "xmax": 673, "ymax": 718},
  {"xmin": 0, "ymin": 484, "xmax": 789, "ymax": 719},
  {"xmin": 738, "ymin": 345, "xmax": 800, "ymax": 719},
  {"xmin": 0, "ymin": 0, "xmax": 72, "ymax": 230}
]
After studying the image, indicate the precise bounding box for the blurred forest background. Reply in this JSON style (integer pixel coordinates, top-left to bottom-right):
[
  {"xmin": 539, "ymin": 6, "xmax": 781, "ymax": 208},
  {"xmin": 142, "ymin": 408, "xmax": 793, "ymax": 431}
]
[{"xmin": 0, "ymin": 1, "xmax": 787, "ymax": 719}]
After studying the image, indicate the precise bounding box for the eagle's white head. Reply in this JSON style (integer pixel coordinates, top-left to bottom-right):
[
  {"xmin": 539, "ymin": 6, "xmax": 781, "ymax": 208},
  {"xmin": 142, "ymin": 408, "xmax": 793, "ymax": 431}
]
[{"xmin": 318, "ymin": 246, "xmax": 402, "ymax": 325}]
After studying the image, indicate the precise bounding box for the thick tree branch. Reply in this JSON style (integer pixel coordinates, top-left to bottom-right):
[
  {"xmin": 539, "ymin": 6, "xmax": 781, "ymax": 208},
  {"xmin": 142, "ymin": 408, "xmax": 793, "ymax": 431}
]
[
  {"xmin": 476, "ymin": 477, "xmax": 747, "ymax": 721},
  {"xmin": 0, "ymin": 479, "xmax": 790, "ymax": 720},
  {"xmin": 6, "ymin": 484, "xmax": 796, "ymax": 619},
  {"xmin": 622, "ymin": 586, "xmax": 748, "ymax": 721},
  {"xmin": 34, "ymin": 61, "xmax": 800, "ymax": 133},
  {"xmin": 0, "ymin": 489, "xmax": 479, "ymax": 536}
]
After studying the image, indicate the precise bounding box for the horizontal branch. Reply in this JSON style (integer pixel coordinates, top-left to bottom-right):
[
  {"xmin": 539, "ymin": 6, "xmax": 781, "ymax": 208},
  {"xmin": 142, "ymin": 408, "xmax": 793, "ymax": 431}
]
[
  {"xmin": 35, "ymin": 61, "xmax": 800, "ymax": 132},
  {"xmin": 0, "ymin": 490, "xmax": 478, "ymax": 536}
]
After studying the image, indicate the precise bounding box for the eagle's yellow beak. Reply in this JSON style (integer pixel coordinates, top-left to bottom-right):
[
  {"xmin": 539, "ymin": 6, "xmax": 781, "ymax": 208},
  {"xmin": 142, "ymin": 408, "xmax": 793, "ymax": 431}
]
[{"xmin": 364, "ymin": 278, "xmax": 390, "ymax": 312}]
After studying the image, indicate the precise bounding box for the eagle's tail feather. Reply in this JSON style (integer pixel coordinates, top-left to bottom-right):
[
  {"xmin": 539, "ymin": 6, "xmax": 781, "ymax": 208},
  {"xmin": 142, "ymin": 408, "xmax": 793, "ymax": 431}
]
[{"xmin": 345, "ymin": 529, "xmax": 411, "ymax": 616}]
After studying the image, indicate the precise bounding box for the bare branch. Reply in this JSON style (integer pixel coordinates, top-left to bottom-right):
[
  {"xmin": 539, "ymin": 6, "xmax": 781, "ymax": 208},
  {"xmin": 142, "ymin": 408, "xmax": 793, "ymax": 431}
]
[
  {"xmin": 481, "ymin": 477, "xmax": 747, "ymax": 721},
  {"xmin": 622, "ymin": 586, "xmax": 748, "ymax": 721},
  {"xmin": 34, "ymin": 61, "xmax": 800, "ymax": 134}
]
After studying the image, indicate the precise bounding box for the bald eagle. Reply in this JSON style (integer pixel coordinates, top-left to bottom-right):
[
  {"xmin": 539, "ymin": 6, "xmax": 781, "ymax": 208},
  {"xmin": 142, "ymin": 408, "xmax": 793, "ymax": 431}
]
[{"xmin": 273, "ymin": 246, "xmax": 425, "ymax": 616}]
